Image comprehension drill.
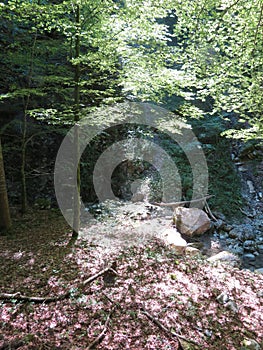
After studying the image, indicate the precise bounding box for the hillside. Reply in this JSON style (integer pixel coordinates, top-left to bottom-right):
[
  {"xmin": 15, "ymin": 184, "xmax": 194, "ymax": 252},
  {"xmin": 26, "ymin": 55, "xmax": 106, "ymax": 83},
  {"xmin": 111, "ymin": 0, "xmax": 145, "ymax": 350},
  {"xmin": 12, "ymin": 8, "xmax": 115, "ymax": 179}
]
[{"xmin": 0, "ymin": 209, "xmax": 262, "ymax": 349}]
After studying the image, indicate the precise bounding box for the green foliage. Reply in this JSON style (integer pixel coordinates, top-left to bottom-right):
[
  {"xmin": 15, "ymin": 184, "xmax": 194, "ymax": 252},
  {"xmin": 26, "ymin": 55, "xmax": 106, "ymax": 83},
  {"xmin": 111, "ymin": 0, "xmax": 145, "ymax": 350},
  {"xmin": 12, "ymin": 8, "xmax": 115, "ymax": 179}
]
[
  {"xmin": 1, "ymin": 0, "xmax": 262, "ymax": 138},
  {"xmin": 0, "ymin": 0, "xmax": 258, "ymax": 217},
  {"xmin": 171, "ymin": 0, "xmax": 263, "ymax": 138},
  {"xmin": 0, "ymin": 0, "xmax": 179, "ymax": 121},
  {"xmin": 206, "ymin": 139, "xmax": 243, "ymax": 217}
]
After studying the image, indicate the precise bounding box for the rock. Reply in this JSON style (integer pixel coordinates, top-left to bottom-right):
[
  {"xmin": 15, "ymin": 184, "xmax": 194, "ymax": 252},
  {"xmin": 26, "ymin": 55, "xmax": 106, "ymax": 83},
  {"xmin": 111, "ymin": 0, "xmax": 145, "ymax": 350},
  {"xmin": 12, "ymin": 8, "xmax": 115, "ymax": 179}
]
[
  {"xmin": 254, "ymin": 268, "xmax": 263, "ymax": 274},
  {"xmin": 243, "ymin": 229, "xmax": 256, "ymax": 240},
  {"xmin": 173, "ymin": 207, "xmax": 211, "ymax": 237},
  {"xmin": 214, "ymin": 220, "xmax": 232, "ymax": 232},
  {"xmin": 257, "ymin": 244, "xmax": 263, "ymax": 252},
  {"xmin": 229, "ymin": 225, "xmax": 256, "ymax": 242},
  {"xmin": 241, "ymin": 338, "xmax": 261, "ymax": 350},
  {"xmin": 221, "ymin": 223, "xmax": 233, "ymax": 232},
  {"xmin": 231, "ymin": 244, "xmax": 244, "ymax": 255},
  {"xmin": 228, "ymin": 228, "xmax": 240, "ymax": 239},
  {"xmin": 185, "ymin": 246, "xmax": 201, "ymax": 256},
  {"xmin": 216, "ymin": 292, "xmax": 229, "ymax": 304},
  {"xmin": 161, "ymin": 228, "xmax": 187, "ymax": 254},
  {"xmin": 214, "ymin": 219, "xmax": 224, "ymax": 231},
  {"xmin": 219, "ymin": 232, "xmax": 228, "ymax": 240},
  {"xmin": 216, "ymin": 293, "xmax": 238, "ymax": 312},
  {"xmin": 131, "ymin": 192, "xmax": 145, "ymax": 202},
  {"xmin": 247, "ymin": 180, "xmax": 256, "ymax": 193},
  {"xmin": 243, "ymin": 253, "xmax": 256, "ymax": 261},
  {"xmin": 243, "ymin": 240, "xmax": 256, "ymax": 251},
  {"xmin": 238, "ymin": 165, "xmax": 248, "ymax": 172},
  {"xmin": 207, "ymin": 251, "xmax": 241, "ymax": 267},
  {"xmin": 225, "ymin": 300, "xmax": 239, "ymax": 313}
]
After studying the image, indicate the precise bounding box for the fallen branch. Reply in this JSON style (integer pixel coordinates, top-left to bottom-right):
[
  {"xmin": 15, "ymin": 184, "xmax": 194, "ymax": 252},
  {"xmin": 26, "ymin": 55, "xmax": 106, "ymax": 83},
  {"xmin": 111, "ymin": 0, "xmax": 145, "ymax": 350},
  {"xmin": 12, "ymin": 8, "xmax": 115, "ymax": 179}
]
[
  {"xmin": 205, "ymin": 201, "xmax": 218, "ymax": 222},
  {"xmin": 153, "ymin": 195, "xmax": 214, "ymax": 209},
  {"xmin": 141, "ymin": 308, "xmax": 199, "ymax": 347},
  {"xmin": 0, "ymin": 266, "xmax": 114, "ymax": 304},
  {"xmin": 83, "ymin": 266, "xmax": 115, "ymax": 286},
  {"xmin": 87, "ymin": 307, "xmax": 115, "ymax": 350},
  {"xmin": 0, "ymin": 291, "xmax": 70, "ymax": 303},
  {"xmin": 87, "ymin": 284, "xmax": 130, "ymax": 349}
]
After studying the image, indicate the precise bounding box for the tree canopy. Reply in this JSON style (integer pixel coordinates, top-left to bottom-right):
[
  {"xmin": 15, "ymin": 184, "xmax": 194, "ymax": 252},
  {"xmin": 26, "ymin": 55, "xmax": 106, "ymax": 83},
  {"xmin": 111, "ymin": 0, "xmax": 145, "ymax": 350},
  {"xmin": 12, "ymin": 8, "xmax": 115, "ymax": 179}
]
[
  {"xmin": 170, "ymin": 0, "xmax": 263, "ymax": 139},
  {"xmin": 1, "ymin": 0, "xmax": 262, "ymax": 140}
]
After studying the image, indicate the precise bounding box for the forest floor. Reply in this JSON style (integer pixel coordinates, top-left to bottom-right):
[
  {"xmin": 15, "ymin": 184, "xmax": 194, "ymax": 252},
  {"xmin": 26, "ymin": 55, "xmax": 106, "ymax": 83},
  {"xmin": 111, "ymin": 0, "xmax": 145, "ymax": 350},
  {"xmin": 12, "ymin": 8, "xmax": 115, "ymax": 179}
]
[{"xmin": 0, "ymin": 209, "xmax": 262, "ymax": 350}]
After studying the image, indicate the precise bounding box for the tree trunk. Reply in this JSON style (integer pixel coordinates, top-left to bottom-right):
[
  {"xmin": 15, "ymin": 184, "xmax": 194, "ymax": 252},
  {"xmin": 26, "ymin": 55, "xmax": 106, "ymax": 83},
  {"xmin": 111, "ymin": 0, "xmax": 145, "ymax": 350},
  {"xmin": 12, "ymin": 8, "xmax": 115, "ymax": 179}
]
[
  {"xmin": 0, "ymin": 138, "xmax": 11, "ymax": 231},
  {"xmin": 20, "ymin": 32, "xmax": 37, "ymax": 214},
  {"xmin": 72, "ymin": 3, "xmax": 81, "ymax": 238},
  {"xmin": 21, "ymin": 112, "xmax": 27, "ymax": 214}
]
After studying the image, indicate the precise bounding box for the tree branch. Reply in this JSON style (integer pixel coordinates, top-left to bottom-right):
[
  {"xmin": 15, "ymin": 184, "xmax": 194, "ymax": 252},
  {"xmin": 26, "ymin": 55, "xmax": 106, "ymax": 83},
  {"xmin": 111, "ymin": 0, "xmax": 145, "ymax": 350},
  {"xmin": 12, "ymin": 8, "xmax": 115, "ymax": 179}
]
[
  {"xmin": 83, "ymin": 266, "xmax": 116, "ymax": 286},
  {"xmin": 86, "ymin": 307, "xmax": 115, "ymax": 350},
  {"xmin": 141, "ymin": 308, "xmax": 199, "ymax": 347},
  {"xmin": 0, "ymin": 291, "xmax": 70, "ymax": 303},
  {"xmin": 221, "ymin": 0, "xmax": 243, "ymax": 16},
  {"xmin": 204, "ymin": 201, "xmax": 218, "ymax": 221},
  {"xmin": 254, "ymin": 1, "xmax": 263, "ymax": 46},
  {"xmin": 87, "ymin": 284, "xmax": 130, "ymax": 349},
  {"xmin": 0, "ymin": 266, "xmax": 114, "ymax": 304}
]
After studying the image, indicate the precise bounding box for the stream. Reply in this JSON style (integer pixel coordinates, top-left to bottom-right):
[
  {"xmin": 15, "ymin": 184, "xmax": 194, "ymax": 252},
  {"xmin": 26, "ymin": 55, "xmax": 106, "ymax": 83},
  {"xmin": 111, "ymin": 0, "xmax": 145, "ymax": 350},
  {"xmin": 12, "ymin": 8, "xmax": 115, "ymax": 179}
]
[{"xmin": 205, "ymin": 143, "xmax": 263, "ymax": 271}]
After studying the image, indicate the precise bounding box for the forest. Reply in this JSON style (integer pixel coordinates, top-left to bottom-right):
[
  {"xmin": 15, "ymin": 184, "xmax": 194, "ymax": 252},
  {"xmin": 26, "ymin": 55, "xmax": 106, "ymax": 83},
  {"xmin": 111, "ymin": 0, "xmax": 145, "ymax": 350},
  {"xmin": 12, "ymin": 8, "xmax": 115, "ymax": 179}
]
[{"xmin": 0, "ymin": 0, "xmax": 263, "ymax": 349}]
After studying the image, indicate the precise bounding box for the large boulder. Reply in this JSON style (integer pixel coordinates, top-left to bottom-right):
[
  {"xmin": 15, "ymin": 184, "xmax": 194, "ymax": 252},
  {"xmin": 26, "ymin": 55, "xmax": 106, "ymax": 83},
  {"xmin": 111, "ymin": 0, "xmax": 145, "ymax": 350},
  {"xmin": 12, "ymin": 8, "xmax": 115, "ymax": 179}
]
[{"xmin": 173, "ymin": 207, "xmax": 211, "ymax": 237}]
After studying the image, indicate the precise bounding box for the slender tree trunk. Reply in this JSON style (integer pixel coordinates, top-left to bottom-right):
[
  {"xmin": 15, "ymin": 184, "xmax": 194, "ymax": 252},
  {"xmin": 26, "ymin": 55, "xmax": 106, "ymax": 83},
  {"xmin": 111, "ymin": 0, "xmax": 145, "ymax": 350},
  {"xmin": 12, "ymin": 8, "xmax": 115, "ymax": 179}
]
[
  {"xmin": 21, "ymin": 112, "xmax": 27, "ymax": 214},
  {"xmin": 72, "ymin": 4, "xmax": 81, "ymax": 237},
  {"xmin": 20, "ymin": 32, "xmax": 37, "ymax": 214},
  {"xmin": 0, "ymin": 138, "xmax": 11, "ymax": 231}
]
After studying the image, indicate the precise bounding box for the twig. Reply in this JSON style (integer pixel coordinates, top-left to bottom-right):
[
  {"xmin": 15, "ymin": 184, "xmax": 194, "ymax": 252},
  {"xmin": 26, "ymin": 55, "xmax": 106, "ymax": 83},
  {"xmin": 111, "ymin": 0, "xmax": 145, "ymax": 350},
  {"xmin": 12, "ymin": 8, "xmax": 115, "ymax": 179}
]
[
  {"xmin": 239, "ymin": 207, "xmax": 255, "ymax": 218},
  {"xmin": 220, "ymin": 0, "xmax": 243, "ymax": 16},
  {"xmin": 141, "ymin": 308, "xmax": 199, "ymax": 347},
  {"xmin": 101, "ymin": 292, "xmax": 117, "ymax": 305}
]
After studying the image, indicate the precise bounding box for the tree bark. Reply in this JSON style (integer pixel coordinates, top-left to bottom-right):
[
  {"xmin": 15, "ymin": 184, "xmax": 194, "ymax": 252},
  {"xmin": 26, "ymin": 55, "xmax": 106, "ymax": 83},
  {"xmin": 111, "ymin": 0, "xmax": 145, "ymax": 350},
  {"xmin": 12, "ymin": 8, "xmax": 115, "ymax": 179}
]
[
  {"xmin": 20, "ymin": 31, "xmax": 37, "ymax": 214},
  {"xmin": 72, "ymin": 3, "xmax": 81, "ymax": 237},
  {"xmin": 21, "ymin": 119, "xmax": 27, "ymax": 214},
  {"xmin": 0, "ymin": 138, "xmax": 11, "ymax": 231}
]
